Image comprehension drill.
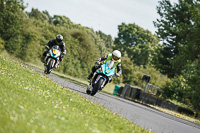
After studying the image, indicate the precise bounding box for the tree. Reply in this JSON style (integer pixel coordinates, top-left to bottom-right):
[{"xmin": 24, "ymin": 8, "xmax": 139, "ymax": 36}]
[
  {"xmin": 53, "ymin": 15, "xmax": 73, "ymax": 27},
  {"xmin": 28, "ymin": 8, "xmax": 53, "ymax": 24},
  {"xmin": 154, "ymin": 0, "xmax": 200, "ymax": 111},
  {"xmin": 153, "ymin": 0, "xmax": 200, "ymax": 77},
  {"xmin": 0, "ymin": 0, "xmax": 26, "ymax": 40},
  {"xmin": 114, "ymin": 23, "xmax": 159, "ymax": 66},
  {"xmin": 182, "ymin": 58, "xmax": 200, "ymax": 110},
  {"xmin": 0, "ymin": 0, "xmax": 27, "ymax": 55},
  {"xmin": 96, "ymin": 31, "xmax": 113, "ymax": 49},
  {"xmin": 70, "ymin": 30, "xmax": 99, "ymax": 64},
  {"xmin": 121, "ymin": 57, "xmax": 135, "ymax": 85}
]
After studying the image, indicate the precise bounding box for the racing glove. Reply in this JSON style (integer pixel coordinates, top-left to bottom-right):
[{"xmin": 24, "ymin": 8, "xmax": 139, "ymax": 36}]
[
  {"xmin": 115, "ymin": 73, "xmax": 120, "ymax": 77},
  {"xmin": 45, "ymin": 45, "xmax": 49, "ymax": 50},
  {"xmin": 95, "ymin": 61, "xmax": 100, "ymax": 65},
  {"xmin": 60, "ymin": 53, "xmax": 65, "ymax": 62},
  {"xmin": 95, "ymin": 58, "xmax": 101, "ymax": 65}
]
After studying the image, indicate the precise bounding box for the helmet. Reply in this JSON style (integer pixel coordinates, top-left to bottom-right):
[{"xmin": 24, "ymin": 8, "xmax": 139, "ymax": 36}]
[
  {"xmin": 112, "ymin": 50, "xmax": 121, "ymax": 61},
  {"xmin": 56, "ymin": 34, "xmax": 63, "ymax": 43}
]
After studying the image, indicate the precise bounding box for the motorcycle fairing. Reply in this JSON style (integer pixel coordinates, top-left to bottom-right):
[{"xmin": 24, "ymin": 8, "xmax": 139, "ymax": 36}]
[
  {"xmin": 92, "ymin": 61, "xmax": 115, "ymax": 89},
  {"xmin": 48, "ymin": 49, "xmax": 60, "ymax": 59},
  {"xmin": 100, "ymin": 61, "xmax": 115, "ymax": 79}
]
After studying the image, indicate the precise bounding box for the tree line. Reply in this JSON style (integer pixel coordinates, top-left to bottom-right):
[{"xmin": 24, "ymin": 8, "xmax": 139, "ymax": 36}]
[{"xmin": 0, "ymin": 0, "xmax": 199, "ymax": 112}]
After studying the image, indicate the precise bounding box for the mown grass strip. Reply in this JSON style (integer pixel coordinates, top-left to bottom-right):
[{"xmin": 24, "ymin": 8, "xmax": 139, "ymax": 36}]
[{"xmin": 0, "ymin": 55, "xmax": 150, "ymax": 133}]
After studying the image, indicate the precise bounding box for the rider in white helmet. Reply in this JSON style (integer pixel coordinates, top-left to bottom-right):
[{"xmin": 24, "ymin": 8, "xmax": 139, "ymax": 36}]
[{"xmin": 87, "ymin": 50, "xmax": 122, "ymax": 80}]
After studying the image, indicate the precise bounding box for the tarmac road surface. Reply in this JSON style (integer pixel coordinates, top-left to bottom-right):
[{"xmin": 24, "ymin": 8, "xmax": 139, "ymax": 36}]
[{"xmin": 32, "ymin": 67, "xmax": 200, "ymax": 133}]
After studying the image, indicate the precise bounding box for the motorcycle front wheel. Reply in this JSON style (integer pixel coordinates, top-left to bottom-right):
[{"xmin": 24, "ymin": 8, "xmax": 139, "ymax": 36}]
[
  {"xmin": 91, "ymin": 78, "xmax": 104, "ymax": 96},
  {"xmin": 46, "ymin": 59, "xmax": 55, "ymax": 74}
]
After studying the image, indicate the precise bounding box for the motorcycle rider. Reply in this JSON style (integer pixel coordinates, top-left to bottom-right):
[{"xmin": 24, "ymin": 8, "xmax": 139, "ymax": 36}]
[
  {"xmin": 41, "ymin": 34, "xmax": 66, "ymax": 64},
  {"xmin": 87, "ymin": 50, "xmax": 122, "ymax": 81}
]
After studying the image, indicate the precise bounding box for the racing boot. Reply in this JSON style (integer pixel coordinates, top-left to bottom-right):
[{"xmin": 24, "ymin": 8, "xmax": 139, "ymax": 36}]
[
  {"xmin": 55, "ymin": 62, "xmax": 59, "ymax": 68},
  {"xmin": 87, "ymin": 73, "xmax": 93, "ymax": 80},
  {"xmin": 41, "ymin": 56, "xmax": 46, "ymax": 63}
]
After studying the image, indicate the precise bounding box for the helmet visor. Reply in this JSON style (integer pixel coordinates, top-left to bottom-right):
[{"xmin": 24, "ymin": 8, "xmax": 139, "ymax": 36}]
[
  {"xmin": 56, "ymin": 39, "xmax": 62, "ymax": 43},
  {"xmin": 112, "ymin": 55, "xmax": 120, "ymax": 61}
]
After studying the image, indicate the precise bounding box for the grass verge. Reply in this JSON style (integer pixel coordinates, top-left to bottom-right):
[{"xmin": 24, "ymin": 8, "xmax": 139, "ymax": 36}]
[
  {"xmin": 0, "ymin": 55, "xmax": 150, "ymax": 133},
  {"xmin": 149, "ymin": 105, "xmax": 200, "ymax": 124}
]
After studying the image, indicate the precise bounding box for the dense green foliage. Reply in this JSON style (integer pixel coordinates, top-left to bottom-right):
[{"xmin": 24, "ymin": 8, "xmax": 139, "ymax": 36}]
[
  {"xmin": 115, "ymin": 57, "xmax": 167, "ymax": 89},
  {"xmin": 0, "ymin": 38, "xmax": 4, "ymax": 50},
  {"xmin": 153, "ymin": 0, "xmax": 200, "ymax": 77},
  {"xmin": 114, "ymin": 23, "xmax": 159, "ymax": 66},
  {"xmin": 154, "ymin": 0, "xmax": 200, "ymax": 111}
]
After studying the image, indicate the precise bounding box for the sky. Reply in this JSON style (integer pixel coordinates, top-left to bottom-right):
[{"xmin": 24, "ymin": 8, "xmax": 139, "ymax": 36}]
[{"xmin": 23, "ymin": 0, "xmax": 178, "ymax": 38}]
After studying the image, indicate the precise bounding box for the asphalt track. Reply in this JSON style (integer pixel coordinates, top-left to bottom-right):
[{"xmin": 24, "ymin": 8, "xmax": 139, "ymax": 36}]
[{"xmin": 32, "ymin": 67, "xmax": 200, "ymax": 133}]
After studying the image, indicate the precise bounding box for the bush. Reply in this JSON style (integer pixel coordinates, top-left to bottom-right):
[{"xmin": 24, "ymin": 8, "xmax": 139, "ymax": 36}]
[{"xmin": 0, "ymin": 38, "xmax": 4, "ymax": 50}]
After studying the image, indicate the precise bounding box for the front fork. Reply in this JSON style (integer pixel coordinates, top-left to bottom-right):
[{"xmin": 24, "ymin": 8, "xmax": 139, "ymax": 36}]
[
  {"xmin": 86, "ymin": 74, "xmax": 107, "ymax": 94},
  {"xmin": 94, "ymin": 75, "xmax": 107, "ymax": 90}
]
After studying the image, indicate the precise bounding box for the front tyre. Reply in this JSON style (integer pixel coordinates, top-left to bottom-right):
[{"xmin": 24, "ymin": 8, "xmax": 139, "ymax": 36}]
[
  {"xmin": 91, "ymin": 78, "xmax": 104, "ymax": 96},
  {"xmin": 86, "ymin": 88, "xmax": 91, "ymax": 95},
  {"xmin": 46, "ymin": 59, "xmax": 55, "ymax": 74}
]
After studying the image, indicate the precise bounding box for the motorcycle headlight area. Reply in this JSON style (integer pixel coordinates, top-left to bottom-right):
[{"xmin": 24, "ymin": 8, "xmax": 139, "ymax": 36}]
[
  {"xmin": 53, "ymin": 49, "xmax": 59, "ymax": 54},
  {"xmin": 105, "ymin": 68, "xmax": 110, "ymax": 74}
]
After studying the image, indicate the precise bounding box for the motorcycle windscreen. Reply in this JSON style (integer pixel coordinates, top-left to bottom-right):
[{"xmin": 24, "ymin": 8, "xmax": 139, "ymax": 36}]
[
  {"xmin": 49, "ymin": 49, "xmax": 61, "ymax": 58},
  {"xmin": 102, "ymin": 60, "xmax": 115, "ymax": 76}
]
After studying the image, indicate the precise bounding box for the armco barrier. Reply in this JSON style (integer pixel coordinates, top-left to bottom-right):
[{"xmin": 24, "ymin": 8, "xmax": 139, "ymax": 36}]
[
  {"xmin": 118, "ymin": 84, "xmax": 197, "ymax": 117},
  {"xmin": 138, "ymin": 91, "xmax": 179, "ymax": 111},
  {"xmin": 139, "ymin": 91, "xmax": 158, "ymax": 105},
  {"xmin": 177, "ymin": 107, "xmax": 195, "ymax": 116},
  {"xmin": 120, "ymin": 84, "xmax": 141, "ymax": 100}
]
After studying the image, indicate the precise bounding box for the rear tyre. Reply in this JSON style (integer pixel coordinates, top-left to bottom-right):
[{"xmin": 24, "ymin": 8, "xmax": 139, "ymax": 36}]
[{"xmin": 91, "ymin": 78, "xmax": 104, "ymax": 96}]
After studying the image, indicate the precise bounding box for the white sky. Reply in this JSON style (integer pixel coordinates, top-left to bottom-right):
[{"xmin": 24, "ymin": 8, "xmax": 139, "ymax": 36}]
[{"xmin": 23, "ymin": 0, "xmax": 178, "ymax": 38}]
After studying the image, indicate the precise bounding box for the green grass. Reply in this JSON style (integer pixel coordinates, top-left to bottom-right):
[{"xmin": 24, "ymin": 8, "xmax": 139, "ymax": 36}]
[
  {"xmin": 149, "ymin": 105, "xmax": 200, "ymax": 124},
  {"xmin": 0, "ymin": 55, "xmax": 150, "ymax": 133}
]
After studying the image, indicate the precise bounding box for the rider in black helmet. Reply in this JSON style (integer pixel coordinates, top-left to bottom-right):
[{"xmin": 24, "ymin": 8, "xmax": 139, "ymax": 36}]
[{"xmin": 41, "ymin": 34, "xmax": 66, "ymax": 63}]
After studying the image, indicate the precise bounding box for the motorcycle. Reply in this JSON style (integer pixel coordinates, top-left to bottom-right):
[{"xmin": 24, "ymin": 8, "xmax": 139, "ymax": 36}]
[
  {"xmin": 86, "ymin": 60, "xmax": 115, "ymax": 96},
  {"xmin": 44, "ymin": 45, "xmax": 61, "ymax": 74}
]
